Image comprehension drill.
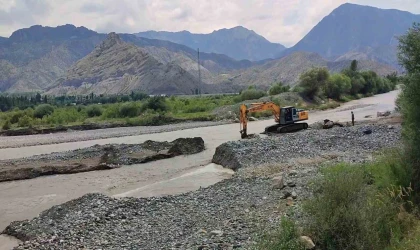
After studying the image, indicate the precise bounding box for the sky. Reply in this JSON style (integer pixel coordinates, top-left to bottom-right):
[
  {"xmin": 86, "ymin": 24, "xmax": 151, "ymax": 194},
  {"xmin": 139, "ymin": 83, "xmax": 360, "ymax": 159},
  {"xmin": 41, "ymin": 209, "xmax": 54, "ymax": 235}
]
[{"xmin": 0, "ymin": 0, "xmax": 419, "ymax": 47}]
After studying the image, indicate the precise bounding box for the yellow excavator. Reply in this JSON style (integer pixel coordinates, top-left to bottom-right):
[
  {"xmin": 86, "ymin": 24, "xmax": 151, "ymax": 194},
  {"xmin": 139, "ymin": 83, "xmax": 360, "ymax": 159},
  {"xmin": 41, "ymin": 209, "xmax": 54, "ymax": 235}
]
[{"xmin": 239, "ymin": 102, "xmax": 309, "ymax": 138}]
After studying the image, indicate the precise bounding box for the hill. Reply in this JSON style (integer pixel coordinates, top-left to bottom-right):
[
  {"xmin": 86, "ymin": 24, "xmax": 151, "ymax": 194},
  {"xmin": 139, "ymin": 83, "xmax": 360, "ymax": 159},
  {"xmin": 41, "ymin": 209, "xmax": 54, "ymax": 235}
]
[
  {"xmin": 221, "ymin": 52, "xmax": 397, "ymax": 87},
  {"xmin": 0, "ymin": 25, "xmax": 260, "ymax": 93},
  {"xmin": 47, "ymin": 33, "xmax": 226, "ymax": 95},
  {"xmin": 136, "ymin": 26, "xmax": 285, "ymax": 61},
  {"xmin": 280, "ymin": 3, "xmax": 420, "ymax": 66}
]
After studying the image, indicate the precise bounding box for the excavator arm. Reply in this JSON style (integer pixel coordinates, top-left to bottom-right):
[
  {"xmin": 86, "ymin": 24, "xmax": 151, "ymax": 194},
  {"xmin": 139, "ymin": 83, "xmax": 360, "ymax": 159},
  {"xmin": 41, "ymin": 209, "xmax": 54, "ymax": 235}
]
[{"xmin": 239, "ymin": 102, "xmax": 281, "ymax": 139}]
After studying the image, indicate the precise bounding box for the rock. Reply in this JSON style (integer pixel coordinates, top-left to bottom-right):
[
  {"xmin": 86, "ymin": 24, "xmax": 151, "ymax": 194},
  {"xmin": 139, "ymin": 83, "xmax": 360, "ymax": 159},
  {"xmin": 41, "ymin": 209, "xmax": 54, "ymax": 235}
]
[
  {"xmin": 249, "ymin": 117, "xmax": 258, "ymax": 121},
  {"xmin": 363, "ymin": 129, "xmax": 372, "ymax": 135},
  {"xmin": 281, "ymin": 191, "xmax": 291, "ymax": 199},
  {"xmin": 300, "ymin": 236, "xmax": 315, "ymax": 249},
  {"xmin": 291, "ymin": 191, "xmax": 297, "ymax": 199},
  {"xmin": 286, "ymin": 198, "xmax": 294, "ymax": 206},
  {"xmin": 388, "ymin": 125, "xmax": 394, "ymax": 129},
  {"xmin": 272, "ymin": 175, "xmax": 285, "ymax": 189},
  {"xmin": 234, "ymin": 118, "xmax": 240, "ymax": 123},
  {"xmin": 210, "ymin": 230, "xmax": 223, "ymax": 237},
  {"xmin": 376, "ymin": 111, "xmax": 391, "ymax": 117},
  {"xmin": 287, "ymin": 181, "xmax": 296, "ymax": 187}
]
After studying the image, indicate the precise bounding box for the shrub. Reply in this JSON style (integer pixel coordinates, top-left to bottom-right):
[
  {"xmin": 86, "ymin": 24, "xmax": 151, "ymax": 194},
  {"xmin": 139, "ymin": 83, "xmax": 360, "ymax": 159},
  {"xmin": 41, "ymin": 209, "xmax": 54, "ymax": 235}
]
[
  {"xmin": 34, "ymin": 104, "xmax": 54, "ymax": 119},
  {"xmin": 269, "ymin": 82, "xmax": 290, "ymax": 95},
  {"xmin": 9, "ymin": 111, "xmax": 25, "ymax": 124},
  {"xmin": 17, "ymin": 115, "xmax": 33, "ymax": 128},
  {"xmin": 256, "ymin": 217, "xmax": 305, "ymax": 250},
  {"xmin": 304, "ymin": 163, "xmax": 413, "ymax": 250},
  {"xmin": 142, "ymin": 96, "xmax": 168, "ymax": 112},
  {"xmin": 298, "ymin": 67, "xmax": 330, "ymax": 99},
  {"xmin": 2, "ymin": 120, "xmax": 11, "ymax": 130},
  {"xmin": 237, "ymin": 89, "xmax": 266, "ymax": 102},
  {"xmin": 119, "ymin": 103, "xmax": 140, "ymax": 117},
  {"xmin": 86, "ymin": 105, "xmax": 103, "ymax": 117},
  {"xmin": 324, "ymin": 74, "xmax": 351, "ymax": 100}
]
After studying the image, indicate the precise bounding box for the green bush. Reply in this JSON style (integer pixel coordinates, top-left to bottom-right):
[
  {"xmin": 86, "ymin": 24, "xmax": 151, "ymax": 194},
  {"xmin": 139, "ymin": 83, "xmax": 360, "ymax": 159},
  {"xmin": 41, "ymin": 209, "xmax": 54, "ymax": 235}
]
[
  {"xmin": 142, "ymin": 96, "xmax": 168, "ymax": 112},
  {"xmin": 304, "ymin": 163, "xmax": 413, "ymax": 250},
  {"xmin": 119, "ymin": 103, "xmax": 140, "ymax": 118},
  {"xmin": 9, "ymin": 110, "xmax": 25, "ymax": 124},
  {"xmin": 2, "ymin": 120, "xmax": 11, "ymax": 130},
  {"xmin": 397, "ymin": 23, "xmax": 420, "ymax": 202},
  {"xmin": 34, "ymin": 104, "xmax": 54, "ymax": 119},
  {"xmin": 298, "ymin": 67, "xmax": 330, "ymax": 99},
  {"xmin": 237, "ymin": 89, "xmax": 267, "ymax": 102},
  {"xmin": 86, "ymin": 105, "xmax": 103, "ymax": 117},
  {"xmin": 269, "ymin": 82, "xmax": 290, "ymax": 96},
  {"xmin": 17, "ymin": 115, "xmax": 33, "ymax": 128},
  {"xmin": 256, "ymin": 217, "xmax": 305, "ymax": 250},
  {"xmin": 324, "ymin": 74, "xmax": 351, "ymax": 100}
]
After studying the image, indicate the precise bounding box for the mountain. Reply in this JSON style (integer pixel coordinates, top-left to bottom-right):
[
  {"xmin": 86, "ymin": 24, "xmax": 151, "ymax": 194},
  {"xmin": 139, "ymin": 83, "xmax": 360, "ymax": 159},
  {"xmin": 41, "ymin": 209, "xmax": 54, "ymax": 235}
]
[
  {"xmin": 47, "ymin": 33, "xmax": 225, "ymax": 95},
  {"xmin": 136, "ymin": 26, "xmax": 286, "ymax": 61},
  {"xmin": 0, "ymin": 25, "xmax": 104, "ymax": 92},
  {"xmin": 221, "ymin": 51, "xmax": 397, "ymax": 87},
  {"xmin": 0, "ymin": 25, "xmax": 259, "ymax": 93},
  {"xmin": 281, "ymin": 3, "xmax": 420, "ymax": 66}
]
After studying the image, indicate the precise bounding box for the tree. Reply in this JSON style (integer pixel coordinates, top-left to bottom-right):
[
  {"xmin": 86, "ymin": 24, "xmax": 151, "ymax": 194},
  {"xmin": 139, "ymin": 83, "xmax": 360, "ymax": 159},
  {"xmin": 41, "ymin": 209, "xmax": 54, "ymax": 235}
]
[
  {"xmin": 324, "ymin": 74, "xmax": 351, "ymax": 100},
  {"xmin": 269, "ymin": 82, "xmax": 290, "ymax": 95},
  {"xmin": 397, "ymin": 22, "xmax": 420, "ymax": 202},
  {"xmin": 35, "ymin": 93, "xmax": 42, "ymax": 103},
  {"xmin": 350, "ymin": 60, "xmax": 358, "ymax": 72},
  {"xmin": 298, "ymin": 68, "xmax": 330, "ymax": 99}
]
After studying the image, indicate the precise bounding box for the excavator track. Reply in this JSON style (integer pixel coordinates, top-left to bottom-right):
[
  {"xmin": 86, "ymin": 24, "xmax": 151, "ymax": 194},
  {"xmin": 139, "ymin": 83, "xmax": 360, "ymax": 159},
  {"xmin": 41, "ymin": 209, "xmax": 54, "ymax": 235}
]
[{"xmin": 264, "ymin": 122, "xmax": 308, "ymax": 134}]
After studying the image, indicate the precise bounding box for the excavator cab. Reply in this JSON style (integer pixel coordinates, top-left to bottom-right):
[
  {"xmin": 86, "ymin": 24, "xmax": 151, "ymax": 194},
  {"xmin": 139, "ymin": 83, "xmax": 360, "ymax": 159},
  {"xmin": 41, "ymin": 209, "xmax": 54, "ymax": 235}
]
[{"xmin": 280, "ymin": 106, "xmax": 308, "ymax": 125}]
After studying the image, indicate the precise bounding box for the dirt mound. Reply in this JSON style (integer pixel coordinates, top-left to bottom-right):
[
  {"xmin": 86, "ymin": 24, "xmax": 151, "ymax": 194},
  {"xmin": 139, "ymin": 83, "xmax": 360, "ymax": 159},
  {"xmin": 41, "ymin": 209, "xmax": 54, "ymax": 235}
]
[
  {"xmin": 168, "ymin": 137, "xmax": 205, "ymax": 155},
  {"xmin": 212, "ymin": 142, "xmax": 243, "ymax": 171},
  {"xmin": 0, "ymin": 137, "xmax": 205, "ymax": 182}
]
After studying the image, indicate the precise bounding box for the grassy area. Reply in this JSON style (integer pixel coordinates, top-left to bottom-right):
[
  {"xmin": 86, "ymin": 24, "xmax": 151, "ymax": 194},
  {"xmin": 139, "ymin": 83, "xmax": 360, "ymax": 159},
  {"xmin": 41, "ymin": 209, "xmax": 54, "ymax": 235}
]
[{"xmin": 257, "ymin": 149, "xmax": 419, "ymax": 250}]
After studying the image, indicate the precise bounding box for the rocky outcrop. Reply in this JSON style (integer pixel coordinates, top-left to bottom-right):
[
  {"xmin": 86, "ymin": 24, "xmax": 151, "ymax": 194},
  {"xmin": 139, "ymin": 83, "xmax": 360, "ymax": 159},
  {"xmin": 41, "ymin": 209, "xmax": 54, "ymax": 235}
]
[{"xmin": 0, "ymin": 137, "xmax": 205, "ymax": 182}]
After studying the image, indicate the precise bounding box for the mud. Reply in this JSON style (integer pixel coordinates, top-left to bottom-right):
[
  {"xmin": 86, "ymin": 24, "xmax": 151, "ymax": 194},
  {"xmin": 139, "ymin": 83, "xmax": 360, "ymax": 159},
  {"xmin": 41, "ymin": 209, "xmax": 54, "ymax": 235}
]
[{"xmin": 0, "ymin": 137, "xmax": 204, "ymax": 182}]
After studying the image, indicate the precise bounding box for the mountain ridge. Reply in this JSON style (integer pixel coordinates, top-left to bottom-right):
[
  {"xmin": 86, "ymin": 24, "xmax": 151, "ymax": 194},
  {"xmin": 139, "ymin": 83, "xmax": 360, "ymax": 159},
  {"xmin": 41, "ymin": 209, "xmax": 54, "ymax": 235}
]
[
  {"xmin": 279, "ymin": 3, "xmax": 420, "ymax": 67},
  {"xmin": 136, "ymin": 26, "xmax": 286, "ymax": 61}
]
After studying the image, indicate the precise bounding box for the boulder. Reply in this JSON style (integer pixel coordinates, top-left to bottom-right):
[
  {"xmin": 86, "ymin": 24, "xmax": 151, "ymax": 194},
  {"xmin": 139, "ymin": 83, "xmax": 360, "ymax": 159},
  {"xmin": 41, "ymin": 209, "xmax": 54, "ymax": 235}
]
[
  {"xmin": 299, "ymin": 236, "xmax": 315, "ymax": 249},
  {"xmin": 272, "ymin": 175, "xmax": 285, "ymax": 189}
]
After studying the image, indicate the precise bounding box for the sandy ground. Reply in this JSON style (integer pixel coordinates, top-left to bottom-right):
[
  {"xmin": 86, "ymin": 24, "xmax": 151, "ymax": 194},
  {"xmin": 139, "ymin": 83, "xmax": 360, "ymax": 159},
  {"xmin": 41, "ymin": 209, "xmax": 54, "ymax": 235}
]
[{"xmin": 0, "ymin": 90, "xmax": 398, "ymax": 249}]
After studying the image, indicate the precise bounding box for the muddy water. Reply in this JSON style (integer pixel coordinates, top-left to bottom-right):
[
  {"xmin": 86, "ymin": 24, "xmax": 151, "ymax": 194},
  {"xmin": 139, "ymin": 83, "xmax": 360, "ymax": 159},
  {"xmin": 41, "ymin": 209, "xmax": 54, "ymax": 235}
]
[{"xmin": 0, "ymin": 90, "xmax": 399, "ymax": 248}]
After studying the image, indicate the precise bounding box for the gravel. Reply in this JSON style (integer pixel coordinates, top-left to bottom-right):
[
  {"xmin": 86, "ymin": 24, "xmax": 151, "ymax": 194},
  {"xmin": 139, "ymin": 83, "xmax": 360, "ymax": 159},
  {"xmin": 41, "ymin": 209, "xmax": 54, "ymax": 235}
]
[
  {"xmin": 3, "ymin": 123, "xmax": 402, "ymax": 249},
  {"xmin": 213, "ymin": 124, "xmax": 401, "ymax": 170},
  {"xmin": 0, "ymin": 121, "xmax": 230, "ymax": 149}
]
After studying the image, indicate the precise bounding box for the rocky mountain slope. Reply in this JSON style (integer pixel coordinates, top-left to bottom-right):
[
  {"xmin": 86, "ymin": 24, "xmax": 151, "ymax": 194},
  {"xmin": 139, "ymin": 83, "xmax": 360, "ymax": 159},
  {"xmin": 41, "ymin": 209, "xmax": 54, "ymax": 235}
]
[
  {"xmin": 0, "ymin": 25, "xmax": 260, "ymax": 93},
  {"xmin": 136, "ymin": 26, "xmax": 286, "ymax": 61},
  {"xmin": 220, "ymin": 52, "xmax": 397, "ymax": 87},
  {"xmin": 47, "ymin": 33, "xmax": 223, "ymax": 95},
  {"xmin": 280, "ymin": 3, "xmax": 420, "ymax": 67},
  {"xmin": 0, "ymin": 25, "xmax": 104, "ymax": 93}
]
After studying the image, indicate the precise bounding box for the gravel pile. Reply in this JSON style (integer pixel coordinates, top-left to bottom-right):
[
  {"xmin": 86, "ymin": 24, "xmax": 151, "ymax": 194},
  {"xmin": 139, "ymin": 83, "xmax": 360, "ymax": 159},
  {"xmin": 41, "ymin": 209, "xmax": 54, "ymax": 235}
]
[
  {"xmin": 213, "ymin": 124, "xmax": 401, "ymax": 170},
  {"xmin": 5, "ymin": 177, "xmax": 286, "ymax": 250}
]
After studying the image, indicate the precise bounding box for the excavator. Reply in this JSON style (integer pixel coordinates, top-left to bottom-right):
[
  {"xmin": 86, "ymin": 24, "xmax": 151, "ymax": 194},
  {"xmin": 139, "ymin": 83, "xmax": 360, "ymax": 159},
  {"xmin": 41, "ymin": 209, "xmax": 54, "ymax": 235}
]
[{"xmin": 239, "ymin": 102, "xmax": 309, "ymax": 139}]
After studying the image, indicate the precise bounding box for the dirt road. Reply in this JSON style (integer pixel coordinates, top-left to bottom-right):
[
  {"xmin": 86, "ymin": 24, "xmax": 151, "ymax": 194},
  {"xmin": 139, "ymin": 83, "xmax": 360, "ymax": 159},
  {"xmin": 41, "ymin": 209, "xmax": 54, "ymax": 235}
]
[{"xmin": 0, "ymin": 90, "xmax": 398, "ymax": 249}]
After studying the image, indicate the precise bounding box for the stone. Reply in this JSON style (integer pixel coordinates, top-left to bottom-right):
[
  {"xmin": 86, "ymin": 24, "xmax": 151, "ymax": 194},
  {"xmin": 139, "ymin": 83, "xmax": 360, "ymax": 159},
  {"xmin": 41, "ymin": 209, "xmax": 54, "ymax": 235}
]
[
  {"xmin": 281, "ymin": 191, "xmax": 291, "ymax": 199},
  {"xmin": 272, "ymin": 175, "xmax": 285, "ymax": 189},
  {"xmin": 388, "ymin": 125, "xmax": 394, "ymax": 129},
  {"xmin": 249, "ymin": 117, "xmax": 258, "ymax": 121},
  {"xmin": 291, "ymin": 191, "xmax": 297, "ymax": 199},
  {"xmin": 287, "ymin": 181, "xmax": 296, "ymax": 187},
  {"xmin": 210, "ymin": 230, "xmax": 223, "ymax": 237},
  {"xmin": 363, "ymin": 129, "xmax": 372, "ymax": 135},
  {"xmin": 299, "ymin": 236, "xmax": 315, "ymax": 249}
]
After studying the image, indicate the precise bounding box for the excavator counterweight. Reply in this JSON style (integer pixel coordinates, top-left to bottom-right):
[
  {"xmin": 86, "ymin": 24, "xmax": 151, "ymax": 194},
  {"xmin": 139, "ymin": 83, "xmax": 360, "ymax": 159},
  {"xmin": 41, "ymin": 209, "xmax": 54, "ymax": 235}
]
[{"xmin": 239, "ymin": 102, "xmax": 309, "ymax": 138}]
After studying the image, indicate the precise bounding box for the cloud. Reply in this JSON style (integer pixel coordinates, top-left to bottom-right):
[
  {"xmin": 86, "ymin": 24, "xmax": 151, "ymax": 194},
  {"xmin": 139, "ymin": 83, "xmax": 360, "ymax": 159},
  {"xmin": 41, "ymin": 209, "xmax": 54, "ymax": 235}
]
[{"xmin": 0, "ymin": 0, "xmax": 419, "ymax": 46}]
